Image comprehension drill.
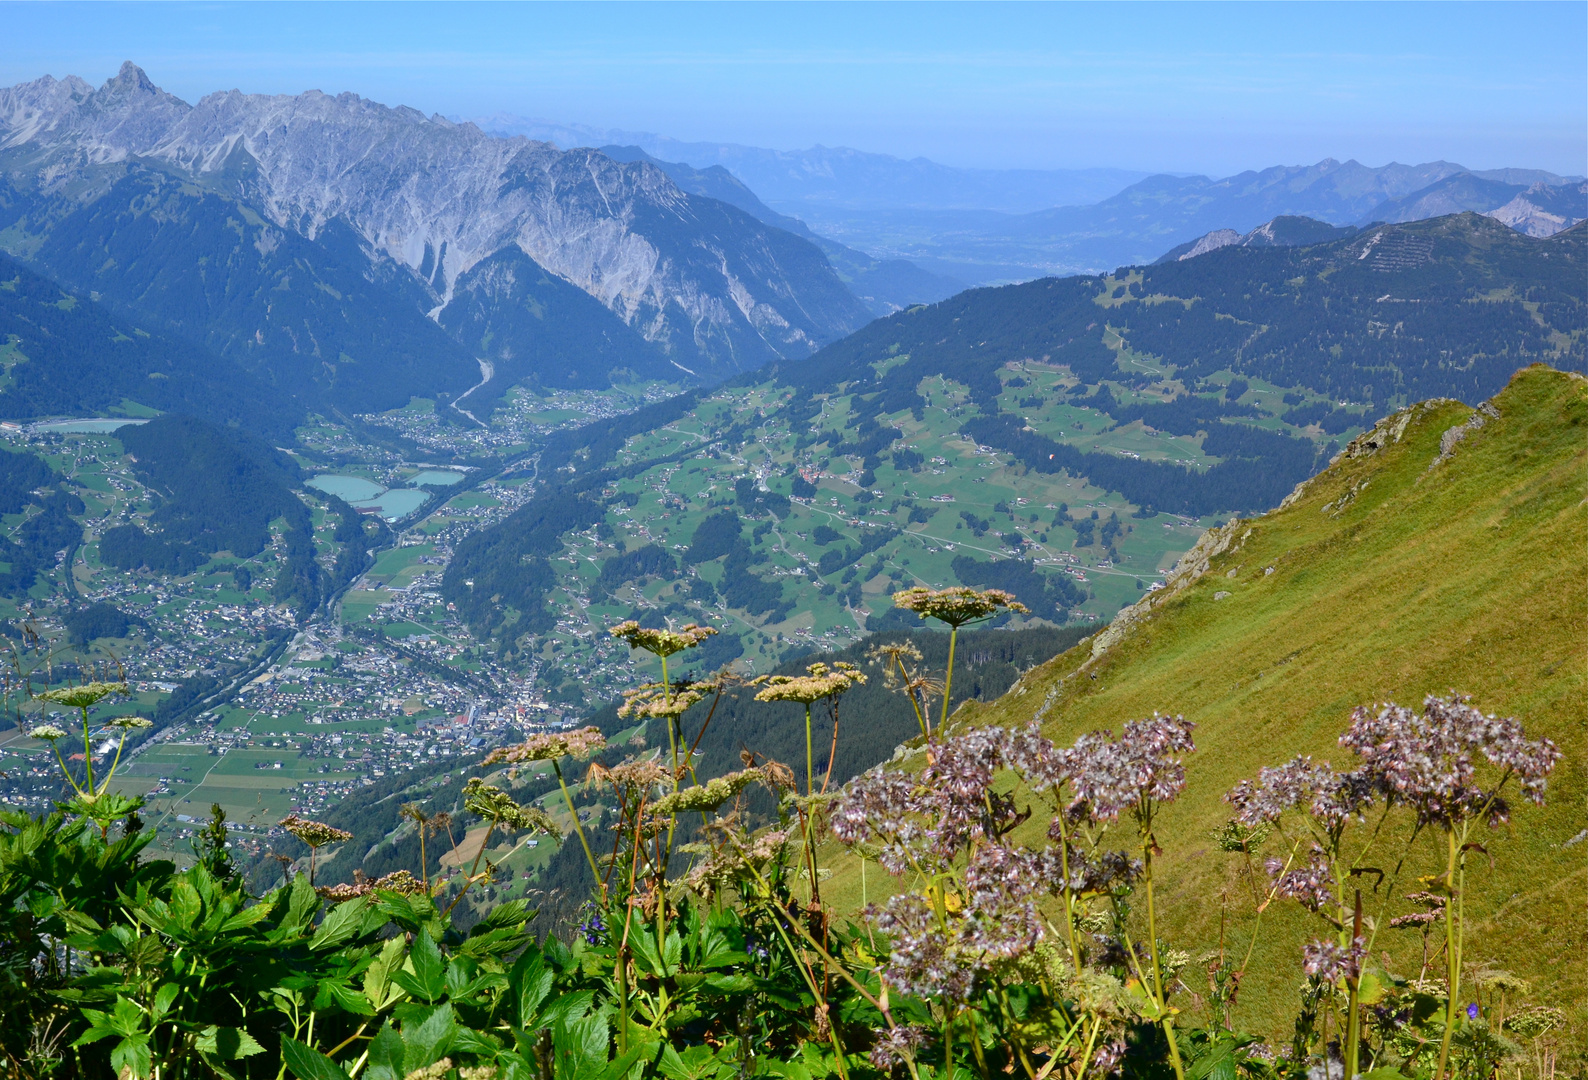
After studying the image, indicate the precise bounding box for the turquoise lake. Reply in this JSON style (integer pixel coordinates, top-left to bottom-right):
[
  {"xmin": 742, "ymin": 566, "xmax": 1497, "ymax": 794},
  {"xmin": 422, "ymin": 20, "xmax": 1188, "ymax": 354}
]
[
  {"xmin": 353, "ymin": 489, "xmax": 429, "ymax": 520},
  {"xmin": 307, "ymin": 475, "xmax": 384, "ymax": 501},
  {"xmin": 35, "ymin": 418, "xmax": 150, "ymax": 434}
]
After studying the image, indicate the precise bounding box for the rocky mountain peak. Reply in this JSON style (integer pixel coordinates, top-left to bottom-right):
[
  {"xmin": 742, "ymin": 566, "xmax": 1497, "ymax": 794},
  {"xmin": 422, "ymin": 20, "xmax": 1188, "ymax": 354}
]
[{"xmin": 0, "ymin": 63, "xmax": 867, "ymax": 379}]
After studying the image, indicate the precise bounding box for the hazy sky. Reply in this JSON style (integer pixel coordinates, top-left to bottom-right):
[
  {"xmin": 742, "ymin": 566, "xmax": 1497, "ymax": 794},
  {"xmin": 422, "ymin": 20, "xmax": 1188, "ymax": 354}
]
[{"xmin": 4, "ymin": 1, "xmax": 1584, "ymax": 177}]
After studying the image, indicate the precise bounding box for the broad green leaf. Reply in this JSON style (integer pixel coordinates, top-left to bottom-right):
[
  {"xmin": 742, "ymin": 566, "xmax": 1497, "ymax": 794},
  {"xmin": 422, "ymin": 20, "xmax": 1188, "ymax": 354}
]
[
  {"xmin": 151, "ymin": 983, "xmax": 179, "ymax": 1024},
  {"xmin": 403, "ymin": 928, "xmax": 445, "ymax": 1002},
  {"xmin": 362, "ymin": 1022, "xmax": 405, "ymax": 1080},
  {"xmin": 363, "ymin": 934, "xmax": 407, "ymax": 1011},
  {"xmin": 280, "ymin": 1036, "xmax": 351, "ymax": 1080},
  {"xmin": 509, "ymin": 949, "xmax": 553, "ymax": 1028},
  {"xmin": 218, "ymin": 902, "xmax": 275, "ymax": 934},
  {"xmin": 196, "ymin": 1026, "xmax": 266, "ymax": 1060},
  {"xmin": 323, "ymin": 979, "xmax": 376, "ymax": 1017},
  {"xmin": 280, "ymin": 874, "xmax": 320, "ymax": 935},
  {"xmin": 311, "ymin": 896, "xmax": 369, "ymax": 951},
  {"xmin": 404, "ymin": 1002, "xmax": 457, "ymax": 1070},
  {"xmin": 111, "ymin": 1035, "xmax": 153, "ymax": 1080}
]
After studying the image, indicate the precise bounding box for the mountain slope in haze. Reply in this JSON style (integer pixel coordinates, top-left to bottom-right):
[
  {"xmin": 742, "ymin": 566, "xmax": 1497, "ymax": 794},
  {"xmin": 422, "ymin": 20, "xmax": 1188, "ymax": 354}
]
[
  {"xmin": 0, "ymin": 63, "xmax": 870, "ymax": 397},
  {"xmin": 598, "ymin": 145, "xmax": 966, "ymax": 315},
  {"xmin": 0, "ymin": 251, "xmax": 300, "ymax": 437},
  {"xmin": 1153, "ymin": 215, "xmax": 1359, "ymax": 262},
  {"xmin": 869, "ymin": 365, "xmax": 1585, "ymax": 1032},
  {"xmin": 1366, "ymin": 174, "xmax": 1587, "ymax": 233},
  {"xmin": 474, "ymin": 116, "xmax": 1151, "ymax": 214}
]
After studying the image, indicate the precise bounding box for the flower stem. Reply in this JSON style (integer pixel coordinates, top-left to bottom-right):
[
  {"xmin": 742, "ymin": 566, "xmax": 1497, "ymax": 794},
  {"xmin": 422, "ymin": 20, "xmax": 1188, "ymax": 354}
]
[
  {"xmin": 940, "ymin": 625, "xmax": 959, "ymax": 733},
  {"xmin": 553, "ymin": 760, "xmax": 601, "ymax": 884}
]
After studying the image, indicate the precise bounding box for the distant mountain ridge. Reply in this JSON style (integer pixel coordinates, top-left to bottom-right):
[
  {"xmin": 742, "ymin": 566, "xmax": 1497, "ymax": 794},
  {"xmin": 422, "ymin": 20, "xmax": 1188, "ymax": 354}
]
[{"xmin": 0, "ymin": 63, "xmax": 871, "ymax": 408}]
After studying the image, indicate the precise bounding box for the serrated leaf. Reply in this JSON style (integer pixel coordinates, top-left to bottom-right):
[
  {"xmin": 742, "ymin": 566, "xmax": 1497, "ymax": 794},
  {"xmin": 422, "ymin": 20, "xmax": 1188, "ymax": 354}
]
[
  {"xmin": 197, "ymin": 1026, "xmax": 266, "ymax": 1060},
  {"xmin": 218, "ymin": 902, "xmax": 275, "ymax": 934},
  {"xmin": 151, "ymin": 983, "xmax": 179, "ymax": 1024},
  {"xmin": 280, "ymin": 1036, "xmax": 350, "ymax": 1080},
  {"xmin": 404, "ymin": 1002, "xmax": 457, "ymax": 1071},
  {"xmin": 311, "ymin": 896, "xmax": 369, "ymax": 951},
  {"xmin": 112, "ymin": 1035, "xmax": 153, "ymax": 1080},
  {"xmin": 363, "ymin": 1022, "xmax": 405, "ymax": 1080},
  {"xmin": 405, "ymin": 928, "xmax": 445, "ymax": 1002}
]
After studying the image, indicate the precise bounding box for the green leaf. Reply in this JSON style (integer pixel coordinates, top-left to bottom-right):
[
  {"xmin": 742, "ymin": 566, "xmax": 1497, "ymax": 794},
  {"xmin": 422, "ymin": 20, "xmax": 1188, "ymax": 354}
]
[
  {"xmin": 404, "ymin": 1002, "xmax": 457, "ymax": 1071},
  {"xmin": 196, "ymin": 1026, "xmax": 266, "ymax": 1060},
  {"xmin": 150, "ymin": 983, "xmax": 179, "ymax": 1024},
  {"xmin": 476, "ymin": 897, "xmax": 531, "ymax": 931},
  {"xmin": 280, "ymin": 1036, "xmax": 351, "ymax": 1080},
  {"xmin": 218, "ymin": 902, "xmax": 275, "ymax": 934},
  {"xmin": 311, "ymin": 896, "xmax": 369, "ymax": 951},
  {"xmin": 323, "ymin": 979, "xmax": 377, "ymax": 1017},
  {"xmin": 509, "ymin": 949, "xmax": 553, "ymax": 1028},
  {"xmin": 111, "ymin": 1035, "xmax": 153, "ymax": 1080},
  {"xmin": 363, "ymin": 1022, "xmax": 405, "ymax": 1080},
  {"xmin": 280, "ymin": 874, "xmax": 320, "ymax": 935},
  {"xmin": 403, "ymin": 928, "xmax": 446, "ymax": 1002}
]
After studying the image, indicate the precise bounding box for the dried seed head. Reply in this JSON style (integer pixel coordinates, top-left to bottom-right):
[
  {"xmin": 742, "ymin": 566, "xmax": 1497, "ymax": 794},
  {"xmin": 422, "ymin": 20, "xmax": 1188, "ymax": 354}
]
[
  {"xmin": 279, "ymin": 814, "xmax": 352, "ymax": 848},
  {"xmin": 462, "ymin": 777, "xmax": 561, "ymax": 836}
]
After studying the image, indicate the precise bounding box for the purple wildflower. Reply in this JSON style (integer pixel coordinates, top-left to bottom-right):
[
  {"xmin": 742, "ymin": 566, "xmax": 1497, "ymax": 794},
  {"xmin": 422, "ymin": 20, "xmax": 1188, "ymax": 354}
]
[
  {"xmin": 869, "ymin": 1026, "xmax": 928, "ymax": 1071},
  {"xmin": 1302, "ymin": 936, "xmax": 1365, "ymax": 981}
]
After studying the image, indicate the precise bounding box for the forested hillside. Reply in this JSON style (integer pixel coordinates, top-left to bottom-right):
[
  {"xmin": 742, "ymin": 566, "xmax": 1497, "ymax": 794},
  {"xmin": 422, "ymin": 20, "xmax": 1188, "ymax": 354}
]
[
  {"xmin": 0, "ymin": 252, "xmax": 300, "ymax": 437},
  {"xmin": 442, "ymin": 213, "xmax": 1583, "ymax": 685}
]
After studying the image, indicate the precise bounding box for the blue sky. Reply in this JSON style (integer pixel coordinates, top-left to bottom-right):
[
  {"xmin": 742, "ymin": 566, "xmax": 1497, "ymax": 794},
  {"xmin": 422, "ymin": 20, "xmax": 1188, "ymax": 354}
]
[{"xmin": 3, "ymin": 2, "xmax": 1583, "ymax": 176}]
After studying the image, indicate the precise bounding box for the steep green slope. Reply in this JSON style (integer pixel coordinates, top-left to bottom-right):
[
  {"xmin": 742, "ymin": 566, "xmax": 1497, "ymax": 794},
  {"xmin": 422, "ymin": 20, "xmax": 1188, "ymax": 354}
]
[{"xmin": 828, "ymin": 365, "xmax": 1585, "ymax": 1030}]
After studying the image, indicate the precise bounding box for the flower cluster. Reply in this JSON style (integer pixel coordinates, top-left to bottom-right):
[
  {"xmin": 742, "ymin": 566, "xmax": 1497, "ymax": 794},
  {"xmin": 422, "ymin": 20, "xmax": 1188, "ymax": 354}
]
[
  {"xmin": 315, "ymin": 869, "xmax": 429, "ymax": 901},
  {"xmin": 868, "ymin": 1025, "xmax": 928, "ymax": 1071},
  {"xmin": 753, "ymin": 661, "xmax": 867, "ymax": 705},
  {"xmin": 648, "ymin": 767, "xmax": 768, "ymax": 818},
  {"xmin": 1225, "ymin": 754, "xmax": 1376, "ymax": 829},
  {"xmin": 1264, "ymin": 848, "xmax": 1335, "ymax": 912},
  {"xmin": 892, "ymin": 586, "xmax": 1028, "ymax": 628},
  {"xmin": 618, "ymin": 678, "xmax": 717, "ymax": 720},
  {"xmin": 1302, "ymin": 936, "xmax": 1365, "ymax": 981},
  {"xmin": 484, "ymin": 726, "xmax": 607, "ymax": 767},
  {"xmin": 106, "ymin": 714, "xmax": 154, "ymax": 730},
  {"xmin": 1340, "ymin": 693, "xmax": 1559, "ymax": 827},
  {"xmin": 27, "ymin": 724, "xmax": 68, "ymax": 741},
  {"xmin": 279, "ymin": 815, "xmax": 352, "ymax": 848},
  {"xmin": 462, "ymin": 777, "xmax": 561, "ymax": 836},
  {"xmin": 609, "ymin": 620, "xmax": 717, "ymax": 658},
  {"xmin": 38, "ymin": 681, "xmax": 128, "ymax": 710},
  {"xmin": 587, "ymin": 757, "xmax": 672, "ymax": 795}
]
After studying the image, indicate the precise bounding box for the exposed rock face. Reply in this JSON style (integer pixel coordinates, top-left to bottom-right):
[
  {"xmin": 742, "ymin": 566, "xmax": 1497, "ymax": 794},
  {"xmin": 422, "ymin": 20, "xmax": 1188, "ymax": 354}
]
[
  {"xmin": 1485, "ymin": 183, "xmax": 1588, "ymax": 238},
  {"xmin": 0, "ymin": 63, "xmax": 867, "ymax": 380}
]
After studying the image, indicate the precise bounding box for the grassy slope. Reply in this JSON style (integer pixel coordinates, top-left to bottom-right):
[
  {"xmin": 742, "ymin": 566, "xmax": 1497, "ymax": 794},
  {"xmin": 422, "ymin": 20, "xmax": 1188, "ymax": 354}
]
[{"xmin": 822, "ymin": 365, "xmax": 1586, "ymax": 1033}]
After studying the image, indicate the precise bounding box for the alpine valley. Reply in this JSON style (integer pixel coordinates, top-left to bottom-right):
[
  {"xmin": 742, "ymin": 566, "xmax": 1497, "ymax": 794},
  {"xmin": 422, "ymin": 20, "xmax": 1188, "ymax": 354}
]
[{"xmin": 0, "ymin": 63, "xmax": 1581, "ymax": 1059}]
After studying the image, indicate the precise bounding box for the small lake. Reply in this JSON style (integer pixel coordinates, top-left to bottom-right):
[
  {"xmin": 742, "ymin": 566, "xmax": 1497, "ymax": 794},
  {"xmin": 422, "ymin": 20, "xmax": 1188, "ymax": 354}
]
[
  {"xmin": 34, "ymin": 418, "xmax": 150, "ymax": 434},
  {"xmin": 353, "ymin": 488, "xmax": 429, "ymax": 521},
  {"xmin": 307, "ymin": 475, "xmax": 384, "ymax": 501},
  {"xmin": 408, "ymin": 470, "xmax": 466, "ymax": 487}
]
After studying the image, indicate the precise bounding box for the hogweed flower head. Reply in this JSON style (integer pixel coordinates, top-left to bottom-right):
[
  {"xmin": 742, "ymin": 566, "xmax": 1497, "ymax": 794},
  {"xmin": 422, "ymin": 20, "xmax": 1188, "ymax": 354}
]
[
  {"xmin": 754, "ymin": 661, "xmax": 866, "ymax": 705},
  {"xmin": 38, "ymin": 682, "xmax": 127, "ymax": 710},
  {"xmin": 618, "ymin": 679, "xmax": 715, "ymax": 720},
  {"xmin": 279, "ymin": 814, "xmax": 351, "ymax": 849},
  {"xmin": 106, "ymin": 715, "xmax": 154, "ymax": 730},
  {"xmin": 463, "ymin": 777, "xmax": 561, "ymax": 836},
  {"xmin": 609, "ymin": 620, "xmax": 716, "ymax": 658},
  {"xmin": 28, "ymin": 724, "xmax": 68, "ymax": 741},
  {"xmin": 648, "ymin": 767, "xmax": 767, "ymax": 817},
  {"xmin": 587, "ymin": 757, "xmax": 671, "ymax": 794},
  {"xmin": 1265, "ymin": 847, "xmax": 1336, "ymax": 912},
  {"xmin": 484, "ymin": 726, "xmax": 606, "ymax": 767},
  {"xmin": 892, "ymin": 586, "xmax": 1028, "ymax": 628},
  {"xmin": 369, "ymin": 869, "xmax": 429, "ymax": 896}
]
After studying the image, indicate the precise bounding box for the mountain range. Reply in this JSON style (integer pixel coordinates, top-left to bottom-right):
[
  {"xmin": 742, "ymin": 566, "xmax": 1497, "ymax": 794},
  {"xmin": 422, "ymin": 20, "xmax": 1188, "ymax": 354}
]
[
  {"xmin": 0, "ymin": 63, "xmax": 872, "ymax": 417},
  {"xmin": 478, "ymin": 116, "xmax": 1585, "ymax": 283}
]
